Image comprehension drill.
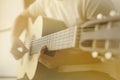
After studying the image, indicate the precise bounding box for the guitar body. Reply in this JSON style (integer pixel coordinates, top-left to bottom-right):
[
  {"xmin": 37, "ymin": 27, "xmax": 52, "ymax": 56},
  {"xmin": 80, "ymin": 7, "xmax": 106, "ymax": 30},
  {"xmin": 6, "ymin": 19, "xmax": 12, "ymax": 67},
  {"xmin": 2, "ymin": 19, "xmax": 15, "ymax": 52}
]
[
  {"xmin": 17, "ymin": 16, "xmax": 42, "ymax": 79},
  {"xmin": 17, "ymin": 15, "xmax": 120, "ymax": 80},
  {"xmin": 17, "ymin": 16, "xmax": 66, "ymax": 79}
]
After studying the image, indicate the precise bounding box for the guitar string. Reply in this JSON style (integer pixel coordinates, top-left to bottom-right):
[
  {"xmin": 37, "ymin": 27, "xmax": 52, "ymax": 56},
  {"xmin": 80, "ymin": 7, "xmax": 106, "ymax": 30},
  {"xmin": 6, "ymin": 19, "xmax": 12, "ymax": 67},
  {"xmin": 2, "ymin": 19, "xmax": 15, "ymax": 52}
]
[
  {"xmin": 29, "ymin": 32, "xmax": 102, "ymax": 53},
  {"xmin": 31, "ymin": 39, "xmax": 120, "ymax": 54},
  {"xmin": 27, "ymin": 21, "xmax": 118, "ymax": 46},
  {"xmin": 31, "ymin": 31, "xmax": 78, "ymax": 53},
  {"xmin": 26, "ymin": 25, "xmax": 96, "ymax": 46},
  {"xmin": 31, "ymin": 36, "xmax": 75, "ymax": 52},
  {"xmin": 27, "ymin": 17, "xmax": 120, "ymax": 46},
  {"xmin": 26, "ymin": 26, "xmax": 97, "ymax": 46},
  {"xmin": 29, "ymin": 27, "xmax": 79, "ymax": 53},
  {"xmin": 27, "ymin": 27, "xmax": 77, "ymax": 45},
  {"xmin": 27, "ymin": 25, "xmax": 118, "ymax": 54}
]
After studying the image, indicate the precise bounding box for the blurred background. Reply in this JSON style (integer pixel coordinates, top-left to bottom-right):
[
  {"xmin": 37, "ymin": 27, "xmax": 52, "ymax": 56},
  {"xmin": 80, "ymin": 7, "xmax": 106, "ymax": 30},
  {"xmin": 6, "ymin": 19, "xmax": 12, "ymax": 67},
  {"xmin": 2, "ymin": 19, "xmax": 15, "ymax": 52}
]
[
  {"xmin": 0, "ymin": 0, "xmax": 34, "ymax": 80},
  {"xmin": 0, "ymin": 0, "xmax": 120, "ymax": 80}
]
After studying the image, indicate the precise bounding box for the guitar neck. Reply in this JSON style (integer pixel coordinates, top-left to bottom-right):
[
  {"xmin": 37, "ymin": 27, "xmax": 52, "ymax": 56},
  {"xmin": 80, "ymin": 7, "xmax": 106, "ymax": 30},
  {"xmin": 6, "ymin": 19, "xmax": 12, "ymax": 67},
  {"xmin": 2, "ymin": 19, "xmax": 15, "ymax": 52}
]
[
  {"xmin": 31, "ymin": 26, "xmax": 80, "ymax": 54},
  {"xmin": 30, "ymin": 16, "xmax": 120, "ymax": 55}
]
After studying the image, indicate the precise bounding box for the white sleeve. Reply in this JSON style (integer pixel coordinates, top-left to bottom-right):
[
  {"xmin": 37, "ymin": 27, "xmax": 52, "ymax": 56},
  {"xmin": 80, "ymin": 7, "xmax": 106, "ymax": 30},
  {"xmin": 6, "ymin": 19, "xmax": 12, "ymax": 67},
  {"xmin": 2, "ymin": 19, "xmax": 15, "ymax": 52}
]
[
  {"xmin": 79, "ymin": 0, "xmax": 116, "ymax": 20},
  {"xmin": 28, "ymin": 0, "xmax": 45, "ymax": 17}
]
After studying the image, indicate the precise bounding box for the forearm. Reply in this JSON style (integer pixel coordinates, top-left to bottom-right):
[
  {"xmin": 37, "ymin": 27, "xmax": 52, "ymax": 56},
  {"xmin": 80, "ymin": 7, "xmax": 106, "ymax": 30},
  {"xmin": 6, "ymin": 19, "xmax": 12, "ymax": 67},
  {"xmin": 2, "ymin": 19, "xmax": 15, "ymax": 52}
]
[
  {"xmin": 12, "ymin": 9, "xmax": 34, "ymax": 39},
  {"xmin": 12, "ymin": 14, "xmax": 28, "ymax": 39},
  {"xmin": 11, "ymin": 10, "xmax": 31, "ymax": 59}
]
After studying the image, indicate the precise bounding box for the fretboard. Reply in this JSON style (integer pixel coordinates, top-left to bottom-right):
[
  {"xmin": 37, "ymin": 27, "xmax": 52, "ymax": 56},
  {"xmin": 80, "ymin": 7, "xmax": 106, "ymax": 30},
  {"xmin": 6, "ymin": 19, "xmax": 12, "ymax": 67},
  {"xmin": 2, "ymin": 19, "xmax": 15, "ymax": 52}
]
[{"xmin": 31, "ymin": 26, "xmax": 80, "ymax": 54}]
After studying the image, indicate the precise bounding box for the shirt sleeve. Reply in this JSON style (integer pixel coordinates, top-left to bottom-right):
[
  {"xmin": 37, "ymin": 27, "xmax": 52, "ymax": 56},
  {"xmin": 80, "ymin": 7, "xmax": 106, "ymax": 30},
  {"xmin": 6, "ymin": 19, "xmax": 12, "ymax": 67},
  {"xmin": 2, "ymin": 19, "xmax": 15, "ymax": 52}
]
[
  {"xmin": 78, "ymin": 0, "xmax": 116, "ymax": 21},
  {"xmin": 28, "ymin": 0, "xmax": 46, "ymax": 17}
]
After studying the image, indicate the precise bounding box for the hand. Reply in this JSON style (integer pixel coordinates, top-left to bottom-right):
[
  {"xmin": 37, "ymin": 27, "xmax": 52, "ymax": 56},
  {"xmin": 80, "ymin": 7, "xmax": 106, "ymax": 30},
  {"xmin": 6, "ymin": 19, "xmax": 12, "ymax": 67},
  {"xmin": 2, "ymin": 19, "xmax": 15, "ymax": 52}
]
[
  {"xmin": 11, "ymin": 38, "xmax": 28, "ymax": 60},
  {"xmin": 38, "ymin": 46, "xmax": 77, "ymax": 69},
  {"xmin": 39, "ymin": 46, "xmax": 58, "ymax": 69}
]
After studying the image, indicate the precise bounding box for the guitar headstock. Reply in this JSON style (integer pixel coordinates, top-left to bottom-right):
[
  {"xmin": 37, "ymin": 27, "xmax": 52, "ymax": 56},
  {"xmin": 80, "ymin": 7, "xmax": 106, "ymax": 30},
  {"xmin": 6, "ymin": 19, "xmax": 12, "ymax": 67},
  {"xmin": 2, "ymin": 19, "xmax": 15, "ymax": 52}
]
[{"xmin": 80, "ymin": 12, "xmax": 120, "ymax": 61}]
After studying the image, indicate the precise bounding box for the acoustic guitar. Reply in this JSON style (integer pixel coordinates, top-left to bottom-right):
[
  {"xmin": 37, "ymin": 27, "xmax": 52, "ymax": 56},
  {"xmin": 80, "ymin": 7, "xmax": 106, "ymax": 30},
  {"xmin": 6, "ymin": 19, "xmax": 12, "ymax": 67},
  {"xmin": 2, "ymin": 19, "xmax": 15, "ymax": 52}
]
[{"xmin": 17, "ymin": 16, "xmax": 120, "ymax": 80}]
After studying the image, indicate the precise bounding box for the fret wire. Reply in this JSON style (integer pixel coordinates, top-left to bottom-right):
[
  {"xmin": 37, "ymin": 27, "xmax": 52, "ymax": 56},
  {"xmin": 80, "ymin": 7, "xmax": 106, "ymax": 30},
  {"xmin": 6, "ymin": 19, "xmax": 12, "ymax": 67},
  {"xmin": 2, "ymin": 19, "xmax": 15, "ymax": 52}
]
[
  {"xmin": 32, "ymin": 37, "xmax": 76, "ymax": 46},
  {"xmin": 30, "ymin": 36, "xmax": 79, "ymax": 46},
  {"xmin": 30, "ymin": 27, "xmax": 79, "ymax": 54},
  {"xmin": 28, "ymin": 26, "xmax": 94, "ymax": 54},
  {"xmin": 35, "ymin": 27, "xmax": 73, "ymax": 41},
  {"xmin": 27, "ymin": 27, "xmax": 105, "ymax": 44},
  {"xmin": 27, "ymin": 27, "xmax": 95, "ymax": 45},
  {"xmin": 30, "ymin": 19, "xmax": 120, "ymax": 54},
  {"xmin": 31, "ymin": 33, "xmax": 75, "ymax": 46}
]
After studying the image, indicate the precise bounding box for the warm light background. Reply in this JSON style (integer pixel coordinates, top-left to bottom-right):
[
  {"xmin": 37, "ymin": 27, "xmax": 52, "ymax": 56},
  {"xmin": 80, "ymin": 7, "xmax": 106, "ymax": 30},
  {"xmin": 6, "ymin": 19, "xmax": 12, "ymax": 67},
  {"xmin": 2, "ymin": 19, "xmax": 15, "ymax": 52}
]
[
  {"xmin": 0, "ymin": 0, "xmax": 24, "ymax": 77},
  {"xmin": 0, "ymin": 0, "xmax": 120, "ymax": 79}
]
